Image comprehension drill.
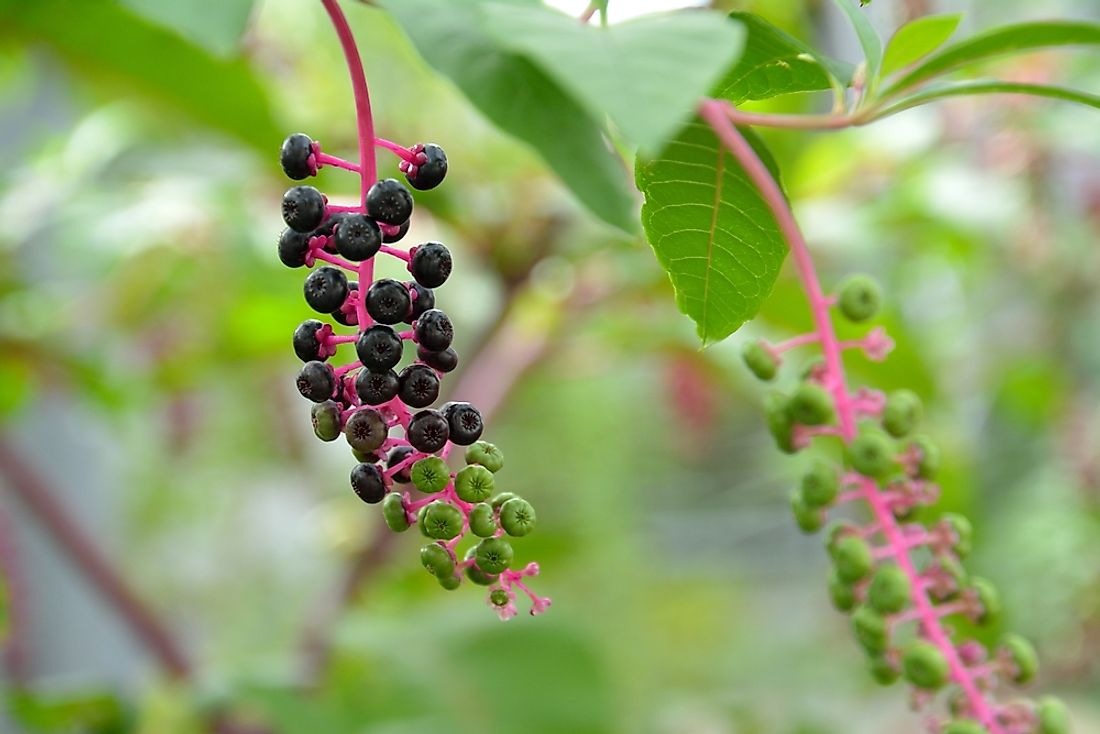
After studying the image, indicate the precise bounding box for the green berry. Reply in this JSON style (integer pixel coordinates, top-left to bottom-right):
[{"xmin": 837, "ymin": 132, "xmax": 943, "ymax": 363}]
[
  {"xmin": 489, "ymin": 589, "xmax": 510, "ymax": 607},
  {"xmin": 825, "ymin": 522, "xmax": 858, "ymax": 553},
  {"xmin": 490, "ymin": 492, "xmax": 518, "ymax": 510},
  {"xmin": 789, "ymin": 382, "xmax": 834, "ymax": 426},
  {"xmin": 882, "ymin": 389, "xmax": 922, "ymax": 438},
  {"xmin": 352, "ymin": 447, "xmax": 378, "ymax": 463},
  {"xmin": 902, "ymin": 641, "xmax": 950, "ymax": 690},
  {"xmin": 422, "ymin": 501, "xmax": 463, "ymax": 540},
  {"xmin": 971, "ymin": 577, "xmax": 1001, "ymax": 626},
  {"xmin": 838, "ymin": 274, "xmax": 882, "ymax": 322},
  {"xmin": 764, "ymin": 391, "xmax": 796, "ymax": 454},
  {"xmin": 465, "ymin": 441, "xmax": 504, "ymax": 473},
  {"xmin": 420, "ymin": 542, "xmax": 454, "ymax": 578},
  {"xmin": 382, "ymin": 492, "xmax": 410, "ymax": 532},
  {"xmin": 999, "ymin": 634, "xmax": 1038, "ymax": 685},
  {"xmin": 469, "ymin": 502, "xmax": 497, "ymax": 537},
  {"xmin": 869, "ymin": 655, "xmax": 900, "ymax": 686},
  {"xmin": 827, "ymin": 569, "xmax": 857, "ymax": 612},
  {"xmin": 741, "ymin": 341, "xmax": 778, "ymax": 381},
  {"xmin": 437, "ymin": 572, "xmax": 461, "ymax": 590},
  {"xmin": 475, "ymin": 537, "xmax": 513, "ymax": 574},
  {"xmin": 790, "ymin": 490, "xmax": 824, "ymax": 533},
  {"xmin": 941, "ymin": 513, "xmax": 973, "ymax": 558},
  {"xmin": 500, "ymin": 497, "xmax": 536, "ymax": 537},
  {"xmin": 851, "ymin": 606, "xmax": 888, "ymax": 654},
  {"xmin": 454, "ymin": 464, "xmax": 495, "ymax": 503},
  {"xmin": 831, "ymin": 535, "xmax": 873, "ymax": 583},
  {"xmin": 310, "ymin": 400, "xmax": 342, "ymax": 442},
  {"xmin": 464, "ymin": 547, "xmax": 498, "ymax": 586},
  {"xmin": 847, "ymin": 428, "xmax": 896, "ymax": 478},
  {"xmin": 1036, "ymin": 697, "xmax": 1071, "ymax": 734},
  {"xmin": 868, "ymin": 565, "xmax": 911, "ymax": 614},
  {"xmin": 930, "ymin": 556, "xmax": 967, "ymax": 601},
  {"xmin": 801, "ymin": 461, "xmax": 838, "ymax": 507},
  {"xmin": 410, "ymin": 457, "xmax": 451, "ymax": 493},
  {"xmin": 943, "ymin": 722, "xmax": 987, "ymax": 734},
  {"xmin": 909, "ymin": 434, "xmax": 940, "ymax": 479}
]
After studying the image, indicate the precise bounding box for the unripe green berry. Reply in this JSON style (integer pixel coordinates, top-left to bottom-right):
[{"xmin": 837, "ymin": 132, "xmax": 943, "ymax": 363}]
[
  {"xmin": 902, "ymin": 641, "xmax": 950, "ymax": 690},
  {"xmin": 882, "ymin": 389, "xmax": 922, "ymax": 438},
  {"xmin": 943, "ymin": 722, "xmax": 987, "ymax": 734},
  {"xmin": 741, "ymin": 341, "xmax": 779, "ymax": 381},
  {"xmin": 1036, "ymin": 697, "xmax": 1071, "ymax": 734},
  {"xmin": 869, "ymin": 655, "xmax": 900, "ymax": 686},
  {"xmin": 790, "ymin": 490, "xmax": 824, "ymax": 533},
  {"xmin": 999, "ymin": 634, "xmax": 1039, "ymax": 685},
  {"xmin": 909, "ymin": 434, "xmax": 940, "ymax": 479},
  {"xmin": 352, "ymin": 447, "xmax": 377, "ymax": 463},
  {"xmin": 454, "ymin": 464, "xmax": 495, "ymax": 503},
  {"xmin": 971, "ymin": 577, "xmax": 1001, "ymax": 626},
  {"xmin": 932, "ymin": 556, "xmax": 967, "ymax": 601},
  {"xmin": 469, "ymin": 502, "xmax": 497, "ymax": 538},
  {"xmin": 382, "ymin": 492, "xmax": 410, "ymax": 532},
  {"xmin": 475, "ymin": 537, "xmax": 513, "ymax": 574},
  {"xmin": 838, "ymin": 274, "xmax": 882, "ymax": 322},
  {"xmin": 311, "ymin": 401, "xmax": 342, "ymax": 442},
  {"xmin": 464, "ymin": 547, "xmax": 498, "ymax": 586},
  {"xmin": 847, "ymin": 428, "xmax": 896, "ymax": 478},
  {"xmin": 831, "ymin": 535, "xmax": 874, "ymax": 583},
  {"xmin": 420, "ymin": 542, "xmax": 454, "ymax": 578},
  {"xmin": 827, "ymin": 569, "xmax": 857, "ymax": 612},
  {"xmin": 489, "ymin": 589, "xmax": 510, "ymax": 607},
  {"xmin": 851, "ymin": 606, "xmax": 888, "ymax": 654},
  {"xmin": 465, "ymin": 441, "xmax": 504, "ymax": 472},
  {"xmin": 490, "ymin": 492, "xmax": 518, "ymax": 510},
  {"xmin": 789, "ymin": 382, "xmax": 834, "ymax": 426},
  {"xmin": 764, "ymin": 391, "xmax": 796, "ymax": 454},
  {"xmin": 801, "ymin": 461, "xmax": 839, "ymax": 508},
  {"xmin": 410, "ymin": 456, "xmax": 451, "ymax": 493},
  {"xmin": 868, "ymin": 565, "xmax": 911, "ymax": 615},
  {"xmin": 941, "ymin": 513, "xmax": 973, "ymax": 558},
  {"xmin": 422, "ymin": 501, "xmax": 464, "ymax": 540},
  {"xmin": 499, "ymin": 497, "xmax": 536, "ymax": 537},
  {"xmin": 825, "ymin": 522, "xmax": 858, "ymax": 553},
  {"xmin": 437, "ymin": 572, "xmax": 461, "ymax": 590}
]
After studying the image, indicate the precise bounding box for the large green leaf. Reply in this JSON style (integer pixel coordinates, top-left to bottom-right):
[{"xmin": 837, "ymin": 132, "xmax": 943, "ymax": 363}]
[
  {"xmin": 636, "ymin": 120, "xmax": 786, "ymax": 345},
  {"xmin": 713, "ymin": 12, "xmax": 854, "ymax": 104},
  {"xmin": 880, "ymin": 13, "xmax": 961, "ymax": 77},
  {"xmin": 381, "ymin": 0, "xmax": 637, "ymax": 232},
  {"xmin": 480, "ymin": 5, "xmax": 744, "ymax": 151},
  {"xmin": 0, "ymin": 0, "xmax": 280, "ymax": 152},
  {"xmin": 832, "ymin": 0, "xmax": 883, "ymax": 81},
  {"xmin": 883, "ymin": 20, "xmax": 1100, "ymax": 97},
  {"xmin": 118, "ymin": 0, "xmax": 255, "ymax": 57},
  {"xmin": 874, "ymin": 79, "xmax": 1100, "ymax": 118}
]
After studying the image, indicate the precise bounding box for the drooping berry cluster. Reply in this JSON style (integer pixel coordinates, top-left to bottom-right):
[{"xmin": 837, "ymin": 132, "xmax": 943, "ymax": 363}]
[{"xmin": 275, "ymin": 118, "xmax": 548, "ymax": 619}]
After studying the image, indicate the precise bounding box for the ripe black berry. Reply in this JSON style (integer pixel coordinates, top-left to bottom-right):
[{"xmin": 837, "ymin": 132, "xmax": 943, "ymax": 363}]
[
  {"xmin": 365, "ymin": 279, "xmax": 411, "ymax": 325},
  {"xmin": 382, "ymin": 219, "xmax": 410, "ymax": 243},
  {"xmin": 414, "ymin": 309, "xmax": 453, "ymax": 352},
  {"xmin": 303, "ymin": 266, "xmax": 349, "ymax": 313},
  {"xmin": 405, "ymin": 283, "xmax": 434, "ymax": 323},
  {"xmin": 405, "ymin": 144, "xmax": 447, "ymax": 191},
  {"xmin": 331, "ymin": 282, "xmax": 358, "ymax": 327},
  {"xmin": 398, "ymin": 363, "xmax": 440, "ymax": 408},
  {"xmin": 356, "ymin": 324, "xmax": 404, "ymax": 371},
  {"xmin": 333, "ymin": 213, "xmax": 381, "ymax": 261},
  {"xmin": 282, "ymin": 185, "xmax": 325, "ymax": 232},
  {"xmin": 278, "ymin": 228, "xmax": 311, "ymax": 268},
  {"xmin": 296, "ymin": 361, "xmax": 336, "ymax": 402},
  {"xmin": 417, "ymin": 346, "xmax": 458, "ymax": 373},
  {"xmin": 280, "ymin": 133, "xmax": 314, "ymax": 180},
  {"xmin": 345, "ymin": 408, "xmax": 387, "ymax": 453},
  {"xmin": 409, "ymin": 242, "xmax": 452, "ymax": 289},
  {"xmin": 366, "ymin": 178, "xmax": 413, "ymax": 226},
  {"xmin": 350, "ymin": 462, "xmax": 386, "ymax": 504},
  {"xmin": 293, "ymin": 319, "xmax": 326, "ymax": 362},
  {"xmin": 387, "ymin": 445, "xmax": 416, "ymax": 483},
  {"xmin": 356, "ymin": 368, "xmax": 399, "ymax": 405},
  {"xmin": 407, "ymin": 409, "xmax": 449, "ymax": 453},
  {"xmin": 443, "ymin": 402, "xmax": 483, "ymax": 445}
]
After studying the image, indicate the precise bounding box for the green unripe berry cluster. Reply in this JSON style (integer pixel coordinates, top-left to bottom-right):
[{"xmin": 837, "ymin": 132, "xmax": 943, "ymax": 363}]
[
  {"xmin": 742, "ymin": 340, "xmax": 779, "ymax": 381},
  {"xmin": 902, "ymin": 641, "xmax": 950, "ymax": 690},
  {"xmin": 847, "ymin": 427, "xmax": 896, "ymax": 478},
  {"xmin": 837, "ymin": 274, "xmax": 882, "ymax": 322},
  {"xmin": 882, "ymin": 389, "xmax": 922, "ymax": 438}
]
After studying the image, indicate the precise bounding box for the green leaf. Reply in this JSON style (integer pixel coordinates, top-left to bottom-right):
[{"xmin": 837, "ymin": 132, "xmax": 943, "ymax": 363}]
[
  {"xmin": 0, "ymin": 0, "xmax": 280, "ymax": 153},
  {"xmin": 636, "ymin": 119, "xmax": 787, "ymax": 344},
  {"xmin": 381, "ymin": 0, "xmax": 637, "ymax": 232},
  {"xmin": 118, "ymin": 0, "xmax": 255, "ymax": 58},
  {"xmin": 481, "ymin": 5, "xmax": 744, "ymax": 151},
  {"xmin": 883, "ymin": 20, "xmax": 1100, "ymax": 97},
  {"xmin": 880, "ymin": 13, "xmax": 962, "ymax": 77},
  {"xmin": 713, "ymin": 12, "xmax": 854, "ymax": 104},
  {"xmin": 832, "ymin": 0, "xmax": 883, "ymax": 81},
  {"xmin": 874, "ymin": 79, "xmax": 1100, "ymax": 118}
]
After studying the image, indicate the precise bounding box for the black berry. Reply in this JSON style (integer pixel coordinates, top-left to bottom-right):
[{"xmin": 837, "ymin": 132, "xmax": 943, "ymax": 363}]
[
  {"xmin": 296, "ymin": 361, "xmax": 335, "ymax": 402},
  {"xmin": 405, "ymin": 283, "xmax": 435, "ymax": 323},
  {"xmin": 405, "ymin": 144, "xmax": 447, "ymax": 191},
  {"xmin": 282, "ymin": 185, "xmax": 325, "ymax": 232},
  {"xmin": 417, "ymin": 346, "xmax": 458, "ymax": 373},
  {"xmin": 278, "ymin": 228, "xmax": 311, "ymax": 268},
  {"xmin": 365, "ymin": 278, "xmax": 411, "ymax": 325},
  {"xmin": 333, "ymin": 213, "xmax": 381, "ymax": 261},
  {"xmin": 366, "ymin": 178, "xmax": 413, "ymax": 226},
  {"xmin": 356, "ymin": 368, "xmax": 399, "ymax": 405},
  {"xmin": 344, "ymin": 408, "xmax": 387, "ymax": 453},
  {"xmin": 293, "ymin": 319, "xmax": 326, "ymax": 362},
  {"xmin": 350, "ymin": 462, "xmax": 386, "ymax": 504},
  {"xmin": 280, "ymin": 133, "xmax": 314, "ymax": 180},
  {"xmin": 356, "ymin": 324, "xmax": 404, "ymax": 371},
  {"xmin": 382, "ymin": 219, "xmax": 410, "ymax": 243},
  {"xmin": 415, "ymin": 309, "xmax": 453, "ymax": 352},
  {"xmin": 331, "ymin": 281, "xmax": 358, "ymax": 327},
  {"xmin": 387, "ymin": 445, "xmax": 416, "ymax": 484},
  {"xmin": 398, "ymin": 363, "xmax": 440, "ymax": 408},
  {"xmin": 407, "ymin": 409, "xmax": 449, "ymax": 453},
  {"xmin": 409, "ymin": 242, "xmax": 452, "ymax": 288},
  {"xmin": 443, "ymin": 402, "xmax": 483, "ymax": 445},
  {"xmin": 303, "ymin": 266, "xmax": 349, "ymax": 313}
]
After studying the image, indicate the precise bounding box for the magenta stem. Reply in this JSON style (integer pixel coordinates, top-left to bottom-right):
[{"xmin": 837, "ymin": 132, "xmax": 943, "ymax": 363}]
[
  {"xmin": 379, "ymin": 245, "xmax": 410, "ymax": 262},
  {"xmin": 316, "ymin": 152, "xmax": 361, "ymax": 173},
  {"xmin": 312, "ymin": 250, "xmax": 358, "ymax": 272},
  {"xmin": 374, "ymin": 137, "xmax": 417, "ymax": 163},
  {"xmin": 770, "ymin": 332, "xmax": 820, "ymax": 353}
]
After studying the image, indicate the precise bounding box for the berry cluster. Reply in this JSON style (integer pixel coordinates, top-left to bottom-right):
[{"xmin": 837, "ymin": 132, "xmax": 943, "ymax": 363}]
[
  {"xmin": 276, "ymin": 130, "xmax": 548, "ymax": 619},
  {"xmin": 742, "ymin": 276, "xmax": 1069, "ymax": 734}
]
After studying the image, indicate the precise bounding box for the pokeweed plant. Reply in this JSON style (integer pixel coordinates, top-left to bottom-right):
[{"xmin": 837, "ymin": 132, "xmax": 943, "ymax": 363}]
[{"xmin": 277, "ymin": 0, "xmax": 1100, "ymax": 730}]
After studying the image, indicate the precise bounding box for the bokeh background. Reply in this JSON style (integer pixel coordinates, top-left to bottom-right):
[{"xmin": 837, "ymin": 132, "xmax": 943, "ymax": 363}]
[{"xmin": 1, "ymin": 0, "xmax": 1098, "ymax": 732}]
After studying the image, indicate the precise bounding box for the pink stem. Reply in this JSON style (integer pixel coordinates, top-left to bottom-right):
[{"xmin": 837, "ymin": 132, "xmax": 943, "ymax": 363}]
[
  {"xmin": 316, "ymin": 151, "xmax": 360, "ymax": 172},
  {"xmin": 374, "ymin": 137, "xmax": 417, "ymax": 163},
  {"xmin": 769, "ymin": 332, "xmax": 820, "ymax": 353},
  {"xmin": 326, "ymin": 204, "xmax": 363, "ymax": 214},
  {"xmin": 311, "ymin": 250, "xmax": 358, "ymax": 272},
  {"xmin": 379, "ymin": 245, "xmax": 410, "ymax": 262}
]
